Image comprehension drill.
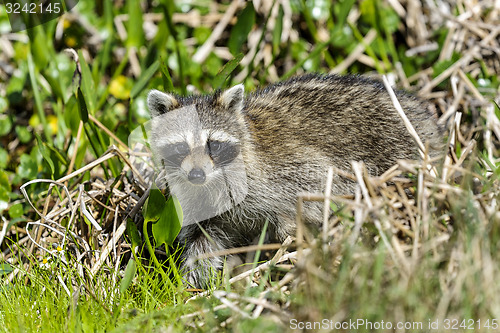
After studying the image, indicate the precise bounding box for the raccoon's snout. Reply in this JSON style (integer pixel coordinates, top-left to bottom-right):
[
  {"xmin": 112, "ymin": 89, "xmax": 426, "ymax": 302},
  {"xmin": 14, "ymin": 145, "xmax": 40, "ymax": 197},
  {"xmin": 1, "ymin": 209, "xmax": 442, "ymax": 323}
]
[{"xmin": 188, "ymin": 168, "xmax": 206, "ymax": 184}]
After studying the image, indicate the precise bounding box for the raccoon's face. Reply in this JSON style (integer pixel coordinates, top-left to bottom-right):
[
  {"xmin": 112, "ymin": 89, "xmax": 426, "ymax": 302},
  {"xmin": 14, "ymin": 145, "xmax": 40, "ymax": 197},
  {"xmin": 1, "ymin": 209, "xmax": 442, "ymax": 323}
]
[
  {"xmin": 147, "ymin": 85, "xmax": 248, "ymax": 225},
  {"xmin": 153, "ymin": 124, "xmax": 241, "ymax": 186},
  {"xmin": 147, "ymin": 85, "xmax": 246, "ymax": 186}
]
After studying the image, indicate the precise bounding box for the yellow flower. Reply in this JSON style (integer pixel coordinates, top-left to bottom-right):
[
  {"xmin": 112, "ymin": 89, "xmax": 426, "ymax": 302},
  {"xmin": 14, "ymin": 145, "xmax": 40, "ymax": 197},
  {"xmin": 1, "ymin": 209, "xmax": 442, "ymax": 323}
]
[
  {"xmin": 40, "ymin": 257, "xmax": 51, "ymax": 269},
  {"xmin": 109, "ymin": 75, "xmax": 133, "ymax": 100},
  {"xmin": 65, "ymin": 36, "xmax": 77, "ymax": 47},
  {"xmin": 47, "ymin": 115, "xmax": 58, "ymax": 135}
]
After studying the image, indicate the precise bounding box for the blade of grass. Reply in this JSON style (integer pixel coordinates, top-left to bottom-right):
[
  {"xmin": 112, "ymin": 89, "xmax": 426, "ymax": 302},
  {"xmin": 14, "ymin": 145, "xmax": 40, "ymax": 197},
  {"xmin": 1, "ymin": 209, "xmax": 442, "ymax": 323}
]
[
  {"xmin": 130, "ymin": 60, "xmax": 160, "ymax": 100},
  {"xmin": 161, "ymin": 1, "xmax": 185, "ymax": 95},
  {"xmin": 213, "ymin": 53, "xmax": 244, "ymax": 90}
]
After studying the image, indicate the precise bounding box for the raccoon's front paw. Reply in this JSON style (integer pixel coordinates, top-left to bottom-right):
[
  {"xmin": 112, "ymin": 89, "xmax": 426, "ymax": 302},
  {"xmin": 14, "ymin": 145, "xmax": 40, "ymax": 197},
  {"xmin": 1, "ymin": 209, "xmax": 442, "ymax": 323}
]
[{"xmin": 181, "ymin": 256, "xmax": 223, "ymax": 289}]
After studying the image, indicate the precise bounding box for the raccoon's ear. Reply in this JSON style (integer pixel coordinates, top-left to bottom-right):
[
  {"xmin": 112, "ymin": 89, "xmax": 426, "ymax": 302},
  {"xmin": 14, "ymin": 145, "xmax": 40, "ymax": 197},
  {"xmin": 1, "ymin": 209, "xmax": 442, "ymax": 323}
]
[
  {"xmin": 147, "ymin": 90, "xmax": 179, "ymax": 117},
  {"xmin": 219, "ymin": 84, "xmax": 244, "ymax": 112}
]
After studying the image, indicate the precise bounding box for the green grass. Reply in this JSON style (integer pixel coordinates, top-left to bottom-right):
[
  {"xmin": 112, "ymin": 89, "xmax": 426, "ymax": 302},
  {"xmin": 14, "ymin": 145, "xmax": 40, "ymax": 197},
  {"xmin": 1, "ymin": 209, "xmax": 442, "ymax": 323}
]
[{"xmin": 0, "ymin": 0, "xmax": 499, "ymax": 332}]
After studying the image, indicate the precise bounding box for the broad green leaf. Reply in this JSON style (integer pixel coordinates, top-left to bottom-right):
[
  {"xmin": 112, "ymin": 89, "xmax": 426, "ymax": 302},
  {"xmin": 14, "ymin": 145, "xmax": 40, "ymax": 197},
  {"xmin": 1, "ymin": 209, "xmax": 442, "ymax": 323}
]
[
  {"xmin": 213, "ymin": 53, "xmax": 244, "ymax": 90},
  {"xmin": 8, "ymin": 203, "xmax": 23, "ymax": 219},
  {"xmin": 15, "ymin": 126, "xmax": 32, "ymax": 143},
  {"xmin": 0, "ymin": 116, "xmax": 12, "ymax": 136},
  {"xmin": 18, "ymin": 154, "xmax": 38, "ymax": 179},
  {"xmin": 0, "ymin": 170, "xmax": 10, "ymax": 192},
  {"xmin": 0, "ymin": 186, "xmax": 8, "ymax": 212},
  {"xmin": 64, "ymin": 95, "xmax": 81, "ymax": 134},
  {"xmin": 130, "ymin": 60, "xmax": 160, "ymax": 99},
  {"xmin": 143, "ymin": 187, "xmax": 167, "ymax": 224},
  {"xmin": 35, "ymin": 133, "xmax": 55, "ymax": 175},
  {"xmin": 0, "ymin": 262, "xmax": 13, "ymax": 276},
  {"xmin": 0, "ymin": 149, "xmax": 7, "ymax": 168},
  {"xmin": 151, "ymin": 195, "xmax": 183, "ymax": 247},
  {"xmin": 126, "ymin": 218, "xmax": 142, "ymax": 252},
  {"xmin": 0, "ymin": 96, "xmax": 8, "ymax": 113},
  {"xmin": 228, "ymin": 3, "xmax": 255, "ymax": 56},
  {"xmin": 119, "ymin": 259, "xmax": 137, "ymax": 293}
]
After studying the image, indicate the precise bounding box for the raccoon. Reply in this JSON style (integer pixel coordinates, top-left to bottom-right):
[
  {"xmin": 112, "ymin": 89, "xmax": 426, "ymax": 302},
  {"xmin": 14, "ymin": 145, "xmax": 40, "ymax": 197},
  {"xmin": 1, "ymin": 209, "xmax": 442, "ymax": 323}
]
[{"xmin": 147, "ymin": 74, "xmax": 443, "ymax": 288}]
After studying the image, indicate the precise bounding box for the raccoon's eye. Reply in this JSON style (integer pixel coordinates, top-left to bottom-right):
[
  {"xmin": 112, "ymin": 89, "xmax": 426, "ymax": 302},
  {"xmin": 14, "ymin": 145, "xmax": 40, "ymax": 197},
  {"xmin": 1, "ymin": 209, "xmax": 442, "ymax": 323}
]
[
  {"xmin": 207, "ymin": 140, "xmax": 240, "ymax": 166},
  {"xmin": 208, "ymin": 140, "xmax": 223, "ymax": 154},
  {"xmin": 173, "ymin": 142, "xmax": 190, "ymax": 155},
  {"xmin": 163, "ymin": 142, "xmax": 190, "ymax": 166}
]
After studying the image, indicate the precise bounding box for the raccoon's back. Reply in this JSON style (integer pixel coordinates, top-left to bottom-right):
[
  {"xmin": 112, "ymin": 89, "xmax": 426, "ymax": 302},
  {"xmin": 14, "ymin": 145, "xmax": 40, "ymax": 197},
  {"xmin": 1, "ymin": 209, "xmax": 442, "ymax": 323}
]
[{"xmin": 244, "ymin": 74, "xmax": 443, "ymax": 174}]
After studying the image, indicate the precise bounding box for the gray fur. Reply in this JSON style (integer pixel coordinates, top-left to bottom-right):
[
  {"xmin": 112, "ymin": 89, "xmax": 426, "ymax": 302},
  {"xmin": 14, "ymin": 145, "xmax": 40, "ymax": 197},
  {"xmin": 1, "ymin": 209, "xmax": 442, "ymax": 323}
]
[{"xmin": 148, "ymin": 74, "xmax": 444, "ymax": 288}]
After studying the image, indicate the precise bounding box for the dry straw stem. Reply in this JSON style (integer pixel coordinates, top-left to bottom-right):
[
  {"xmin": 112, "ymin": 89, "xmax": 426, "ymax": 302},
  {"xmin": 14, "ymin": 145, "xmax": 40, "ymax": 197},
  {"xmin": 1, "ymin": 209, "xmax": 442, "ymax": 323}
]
[
  {"xmin": 193, "ymin": 243, "xmax": 284, "ymax": 261},
  {"xmin": 16, "ymin": 145, "xmax": 147, "ymax": 285},
  {"xmin": 192, "ymin": 0, "xmax": 245, "ymax": 63},
  {"xmin": 382, "ymin": 75, "xmax": 438, "ymax": 178}
]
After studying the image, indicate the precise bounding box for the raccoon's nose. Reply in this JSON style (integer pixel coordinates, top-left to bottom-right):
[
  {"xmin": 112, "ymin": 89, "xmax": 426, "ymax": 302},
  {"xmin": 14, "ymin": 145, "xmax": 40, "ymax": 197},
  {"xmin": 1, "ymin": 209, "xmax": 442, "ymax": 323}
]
[{"xmin": 188, "ymin": 168, "xmax": 206, "ymax": 184}]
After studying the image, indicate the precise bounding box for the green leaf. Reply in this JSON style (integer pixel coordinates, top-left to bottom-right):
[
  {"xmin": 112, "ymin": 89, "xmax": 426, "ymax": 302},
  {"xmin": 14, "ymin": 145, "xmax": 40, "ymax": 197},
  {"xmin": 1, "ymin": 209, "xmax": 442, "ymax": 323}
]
[
  {"xmin": 360, "ymin": 0, "xmax": 377, "ymax": 29},
  {"xmin": 0, "ymin": 170, "xmax": 10, "ymax": 212},
  {"xmin": 143, "ymin": 187, "xmax": 167, "ymax": 224},
  {"xmin": 0, "ymin": 96, "xmax": 8, "ymax": 113},
  {"xmin": 0, "ymin": 170, "xmax": 10, "ymax": 192},
  {"xmin": 15, "ymin": 126, "xmax": 32, "ymax": 143},
  {"xmin": 27, "ymin": 52, "xmax": 50, "ymax": 139},
  {"xmin": 126, "ymin": 0, "xmax": 144, "ymax": 48},
  {"xmin": 130, "ymin": 60, "xmax": 160, "ymax": 99},
  {"xmin": 0, "ymin": 186, "xmax": 8, "ymax": 212},
  {"xmin": 193, "ymin": 26, "xmax": 211, "ymax": 44},
  {"xmin": 380, "ymin": 4, "xmax": 400, "ymax": 34},
  {"xmin": 119, "ymin": 259, "xmax": 137, "ymax": 294},
  {"xmin": 0, "ymin": 116, "xmax": 12, "ymax": 136},
  {"xmin": 336, "ymin": 0, "xmax": 356, "ymax": 28},
  {"xmin": 228, "ymin": 3, "xmax": 256, "ymax": 56},
  {"xmin": 64, "ymin": 95, "xmax": 81, "ymax": 133},
  {"xmin": 77, "ymin": 87, "xmax": 89, "ymax": 123},
  {"xmin": 160, "ymin": 56, "xmax": 174, "ymax": 93},
  {"xmin": 35, "ymin": 133, "xmax": 55, "ymax": 175},
  {"xmin": 143, "ymin": 187, "xmax": 183, "ymax": 248},
  {"xmin": 126, "ymin": 218, "xmax": 142, "ymax": 251},
  {"xmin": 272, "ymin": 6, "xmax": 284, "ymax": 55},
  {"xmin": 151, "ymin": 195, "xmax": 183, "ymax": 248},
  {"xmin": 18, "ymin": 154, "xmax": 38, "ymax": 179},
  {"xmin": 213, "ymin": 53, "xmax": 244, "ymax": 90},
  {"xmin": 8, "ymin": 203, "xmax": 23, "ymax": 219},
  {"xmin": 0, "ymin": 262, "xmax": 13, "ymax": 276},
  {"xmin": 0, "ymin": 149, "xmax": 7, "ymax": 169},
  {"xmin": 29, "ymin": 26, "xmax": 50, "ymax": 70},
  {"xmin": 78, "ymin": 50, "xmax": 96, "ymax": 114}
]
